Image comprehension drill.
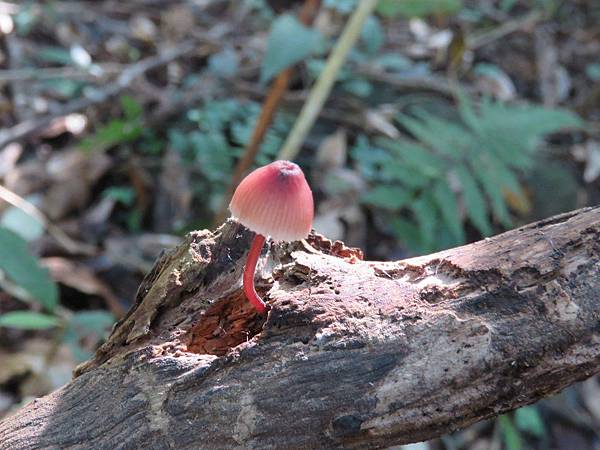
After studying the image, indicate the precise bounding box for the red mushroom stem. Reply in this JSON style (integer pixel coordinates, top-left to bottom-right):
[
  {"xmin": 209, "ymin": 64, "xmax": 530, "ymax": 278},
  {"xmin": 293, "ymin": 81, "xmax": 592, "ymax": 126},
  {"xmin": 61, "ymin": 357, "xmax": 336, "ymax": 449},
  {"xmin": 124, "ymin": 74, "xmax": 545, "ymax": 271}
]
[{"xmin": 243, "ymin": 233, "xmax": 267, "ymax": 313}]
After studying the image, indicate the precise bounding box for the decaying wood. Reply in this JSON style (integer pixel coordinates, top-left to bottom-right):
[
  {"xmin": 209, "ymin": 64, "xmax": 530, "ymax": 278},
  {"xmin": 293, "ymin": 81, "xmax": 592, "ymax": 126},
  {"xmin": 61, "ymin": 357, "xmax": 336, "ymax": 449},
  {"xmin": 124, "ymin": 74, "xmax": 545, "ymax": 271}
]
[{"xmin": 1, "ymin": 207, "xmax": 599, "ymax": 449}]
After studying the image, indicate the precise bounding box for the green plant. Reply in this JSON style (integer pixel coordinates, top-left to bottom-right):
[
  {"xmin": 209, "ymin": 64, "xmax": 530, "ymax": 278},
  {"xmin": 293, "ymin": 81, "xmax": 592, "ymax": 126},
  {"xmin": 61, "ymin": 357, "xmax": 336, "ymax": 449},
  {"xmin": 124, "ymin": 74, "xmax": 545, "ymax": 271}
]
[
  {"xmin": 0, "ymin": 227, "xmax": 57, "ymax": 313},
  {"xmin": 353, "ymin": 94, "xmax": 582, "ymax": 253},
  {"xmin": 0, "ymin": 226, "xmax": 114, "ymax": 361},
  {"xmin": 376, "ymin": 0, "xmax": 463, "ymax": 18},
  {"xmin": 169, "ymin": 99, "xmax": 292, "ymax": 214},
  {"xmin": 260, "ymin": 14, "xmax": 323, "ymax": 83},
  {"xmin": 80, "ymin": 95, "xmax": 160, "ymax": 153},
  {"xmin": 497, "ymin": 406, "xmax": 547, "ymax": 450}
]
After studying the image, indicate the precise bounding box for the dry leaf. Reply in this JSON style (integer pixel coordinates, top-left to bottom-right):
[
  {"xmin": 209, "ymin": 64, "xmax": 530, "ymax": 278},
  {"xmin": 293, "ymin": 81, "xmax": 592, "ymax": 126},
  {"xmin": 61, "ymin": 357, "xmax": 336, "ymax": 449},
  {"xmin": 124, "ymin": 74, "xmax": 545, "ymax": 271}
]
[
  {"xmin": 42, "ymin": 257, "xmax": 125, "ymax": 318},
  {"xmin": 4, "ymin": 158, "xmax": 49, "ymax": 197},
  {"xmin": 474, "ymin": 65, "xmax": 516, "ymax": 101},
  {"xmin": 535, "ymin": 28, "xmax": 571, "ymax": 106},
  {"xmin": 162, "ymin": 5, "xmax": 196, "ymax": 41},
  {"xmin": 130, "ymin": 15, "xmax": 158, "ymax": 43},
  {"xmin": 104, "ymin": 233, "xmax": 181, "ymax": 273},
  {"xmin": 316, "ymin": 128, "xmax": 347, "ymax": 170},
  {"xmin": 365, "ymin": 108, "xmax": 400, "ymax": 139},
  {"xmin": 41, "ymin": 113, "xmax": 87, "ymax": 138},
  {"xmin": 16, "ymin": 340, "xmax": 75, "ymax": 399},
  {"xmin": 43, "ymin": 149, "xmax": 111, "ymax": 220},
  {"xmin": 572, "ymin": 141, "xmax": 600, "ymax": 183},
  {"xmin": 0, "ymin": 143, "xmax": 22, "ymax": 178},
  {"xmin": 153, "ymin": 148, "xmax": 192, "ymax": 232},
  {"xmin": 313, "ymin": 208, "xmax": 345, "ymax": 241},
  {"xmin": 0, "ymin": 339, "xmax": 75, "ymax": 398}
]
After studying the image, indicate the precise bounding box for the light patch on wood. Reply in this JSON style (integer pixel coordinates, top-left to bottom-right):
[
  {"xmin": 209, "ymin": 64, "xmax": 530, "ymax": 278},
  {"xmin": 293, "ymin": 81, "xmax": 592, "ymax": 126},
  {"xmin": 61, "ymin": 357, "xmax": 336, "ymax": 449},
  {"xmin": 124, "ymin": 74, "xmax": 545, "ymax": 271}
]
[
  {"xmin": 409, "ymin": 265, "xmax": 466, "ymax": 289},
  {"xmin": 363, "ymin": 314, "xmax": 492, "ymax": 435},
  {"xmin": 128, "ymin": 369, "xmax": 173, "ymax": 438},
  {"xmin": 562, "ymin": 255, "xmax": 597, "ymax": 277},
  {"xmin": 233, "ymin": 392, "xmax": 261, "ymax": 445},
  {"xmin": 546, "ymin": 280, "xmax": 580, "ymax": 323}
]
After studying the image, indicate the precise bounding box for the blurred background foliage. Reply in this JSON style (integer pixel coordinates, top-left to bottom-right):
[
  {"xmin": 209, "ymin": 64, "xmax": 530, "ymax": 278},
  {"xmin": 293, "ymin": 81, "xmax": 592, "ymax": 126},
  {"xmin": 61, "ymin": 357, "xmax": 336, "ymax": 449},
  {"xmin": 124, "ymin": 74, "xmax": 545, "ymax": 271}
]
[{"xmin": 0, "ymin": 0, "xmax": 599, "ymax": 449}]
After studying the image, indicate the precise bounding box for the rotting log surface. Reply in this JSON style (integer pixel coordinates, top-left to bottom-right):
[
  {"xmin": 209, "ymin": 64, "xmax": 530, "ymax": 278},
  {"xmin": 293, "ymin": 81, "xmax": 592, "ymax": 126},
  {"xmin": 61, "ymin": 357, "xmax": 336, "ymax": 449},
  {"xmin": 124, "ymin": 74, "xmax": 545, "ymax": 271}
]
[{"xmin": 1, "ymin": 207, "xmax": 599, "ymax": 449}]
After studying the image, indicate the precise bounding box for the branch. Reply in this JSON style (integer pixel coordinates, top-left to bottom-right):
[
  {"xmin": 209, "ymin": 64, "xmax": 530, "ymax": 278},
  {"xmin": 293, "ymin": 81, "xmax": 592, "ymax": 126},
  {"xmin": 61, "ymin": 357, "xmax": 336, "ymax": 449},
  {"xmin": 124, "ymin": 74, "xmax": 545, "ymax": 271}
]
[{"xmin": 1, "ymin": 207, "xmax": 599, "ymax": 449}]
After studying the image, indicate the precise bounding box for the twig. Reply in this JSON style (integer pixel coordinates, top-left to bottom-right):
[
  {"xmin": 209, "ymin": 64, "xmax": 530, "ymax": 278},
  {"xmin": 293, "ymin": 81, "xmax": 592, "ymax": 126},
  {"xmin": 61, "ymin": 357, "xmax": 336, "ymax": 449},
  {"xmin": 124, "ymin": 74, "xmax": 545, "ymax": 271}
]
[
  {"xmin": 0, "ymin": 64, "xmax": 124, "ymax": 83},
  {"xmin": 277, "ymin": 0, "xmax": 379, "ymax": 161},
  {"xmin": 0, "ymin": 184, "xmax": 97, "ymax": 255},
  {"xmin": 233, "ymin": 80, "xmax": 387, "ymax": 134},
  {"xmin": 0, "ymin": 41, "xmax": 214, "ymax": 150},
  {"xmin": 356, "ymin": 69, "xmax": 466, "ymax": 97},
  {"xmin": 467, "ymin": 10, "xmax": 543, "ymax": 50},
  {"xmin": 5, "ymin": 34, "xmax": 29, "ymax": 121},
  {"xmin": 213, "ymin": 0, "xmax": 321, "ymax": 225}
]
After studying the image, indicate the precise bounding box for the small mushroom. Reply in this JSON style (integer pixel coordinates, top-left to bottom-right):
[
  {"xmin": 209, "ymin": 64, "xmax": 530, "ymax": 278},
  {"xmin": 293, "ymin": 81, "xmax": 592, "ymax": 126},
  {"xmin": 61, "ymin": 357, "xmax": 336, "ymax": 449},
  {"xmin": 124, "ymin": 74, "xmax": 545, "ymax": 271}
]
[{"xmin": 229, "ymin": 160, "xmax": 313, "ymax": 313}]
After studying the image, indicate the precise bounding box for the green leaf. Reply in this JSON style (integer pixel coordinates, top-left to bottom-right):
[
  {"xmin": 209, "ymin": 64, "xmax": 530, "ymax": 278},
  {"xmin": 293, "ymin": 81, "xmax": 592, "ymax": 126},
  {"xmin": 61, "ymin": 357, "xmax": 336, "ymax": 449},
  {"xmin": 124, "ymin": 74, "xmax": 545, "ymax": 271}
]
[
  {"xmin": 390, "ymin": 217, "xmax": 422, "ymax": 253},
  {"xmin": 42, "ymin": 79, "xmax": 84, "ymax": 98},
  {"xmin": 1, "ymin": 206, "xmax": 44, "ymax": 241},
  {"xmin": 380, "ymin": 161, "xmax": 431, "ymax": 188},
  {"xmin": 14, "ymin": 4, "xmax": 38, "ymax": 35},
  {"xmin": 37, "ymin": 46, "xmax": 73, "ymax": 65},
  {"xmin": 341, "ymin": 78, "xmax": 373, "ymax": 97},
  {"xmin": 324, "ymin": 0, "xmax": 358, "ymax": 13},
  {"xmin": 472, "ymin": 157, "xmax": 512, "ymax": 227},
  {"xmin": 0, "ymin": 227, "xmax": 58, "ymax": 311},
  {"xmin": 376, "ymin": 137, "xmax": 446, "ymax": 178},
  {"xmin": 411, "ymin": 192, "xmax": 438, "ymax": 251},
  {"xmin": 456, "ymin": 166, "xmax": 492, "ymax": 235},
  {"xmin": 208, "ymin": 47, "xmax": 239, "ymax": 78},
  {"xmin": 260, "ymin": 15, "xmax": 322, "ymax": 83},
  {"xmin": 69, "ymin": 310, "xmax": 115, "ymax": 336},
  {"xmin": 432, "ymin": 179, "xmax": 465, "ymax": 243},
  {"xmin": 397, "ymin": 112, "xmax": 471, "ymax": 158},
  {"xmin": 499, "ymin": 415, "xmax": 523, "ymax": 450},
  {"xmin": 64, "ymin": 310, "xmax": 115, "ymax": 362},
  {"xmin": 102, "ymin": 186, "xmax": 136, "ymax": 206},
  {"xmin": 586, "ymin": 63, "xmax": 600, "ymax": 81},
  {"xmin": 500, "ymin": 0, "xmax": 519, "ymax": 12},
  {"xmin": 120, "ymin": 95, "xmax": 143, "ymax": 120},
  {"xmin": 527, "ymin": 160, "xmax": 579, "ymax": 219},
  {"xmin": 362, "ymin": 186, "xmax": 412, "ymax": 210},
  {"xmin": 515, "ymin": 406, "xmax": 546, "ymax": 438},
  {"xmin": 0, "ymin": 311, "xmax": 60, "ymax": 330},
  {"xmin": 377, "ymin": 0, "xmax": 462, "ymax": 18},
  {"xmin": 373, "ymin": 53, "xmax": 413, "ymax": 72},
  {"xmin": 189, "ymin": 132, "xmax": 234, "ymax": 183},
  {"xmin": 80, "ymin": 118, "xmax": 142, "ymax": 152},
  {"xmin": 361, "ymin": 15, "xmax": 384, "ymax": 55},
  {"xmin": 476, "ymin": 99, "xmax": 582, "ymax": 158},
  {"xmin": 456, "ymin": 89, "xmax": 482, "ymax": 134}
]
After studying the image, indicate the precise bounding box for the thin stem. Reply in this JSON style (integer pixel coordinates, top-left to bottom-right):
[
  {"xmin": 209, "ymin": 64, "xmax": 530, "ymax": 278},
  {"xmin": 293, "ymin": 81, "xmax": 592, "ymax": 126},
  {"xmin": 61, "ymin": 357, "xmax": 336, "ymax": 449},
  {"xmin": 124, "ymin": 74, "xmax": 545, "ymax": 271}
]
[
  {"xmin": 243, "ymin": 234, "xmax": 268, "ymax": 313},
  {"xmin": 277, "ymin": 0, "xmax": 379, "ymax": 161}
]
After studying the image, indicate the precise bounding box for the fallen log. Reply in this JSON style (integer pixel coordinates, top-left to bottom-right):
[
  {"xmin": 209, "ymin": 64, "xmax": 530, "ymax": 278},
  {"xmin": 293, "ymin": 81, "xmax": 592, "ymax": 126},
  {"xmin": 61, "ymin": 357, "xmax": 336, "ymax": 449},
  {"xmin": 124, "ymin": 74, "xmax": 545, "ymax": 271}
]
[{"xmin": 1, "ymin": 207, "xmax": 599, "ymax": 449}]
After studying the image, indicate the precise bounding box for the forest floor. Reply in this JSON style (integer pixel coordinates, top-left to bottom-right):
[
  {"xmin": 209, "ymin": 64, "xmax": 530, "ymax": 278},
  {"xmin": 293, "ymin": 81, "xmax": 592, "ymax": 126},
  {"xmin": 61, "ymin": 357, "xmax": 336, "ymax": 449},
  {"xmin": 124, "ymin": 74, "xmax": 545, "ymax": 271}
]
[{"xmin": 0, "ymin": 1, "xmax": 598, "ymax": 449}]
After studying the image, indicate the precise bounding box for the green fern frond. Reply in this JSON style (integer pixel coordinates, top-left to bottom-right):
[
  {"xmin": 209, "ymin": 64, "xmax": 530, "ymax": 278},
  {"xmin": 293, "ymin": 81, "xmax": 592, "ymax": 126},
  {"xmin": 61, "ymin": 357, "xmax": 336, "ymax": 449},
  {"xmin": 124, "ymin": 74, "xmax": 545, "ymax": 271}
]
[{"xmin": 354, "ymin": 94, "xmax": 583, "ymax": 254}]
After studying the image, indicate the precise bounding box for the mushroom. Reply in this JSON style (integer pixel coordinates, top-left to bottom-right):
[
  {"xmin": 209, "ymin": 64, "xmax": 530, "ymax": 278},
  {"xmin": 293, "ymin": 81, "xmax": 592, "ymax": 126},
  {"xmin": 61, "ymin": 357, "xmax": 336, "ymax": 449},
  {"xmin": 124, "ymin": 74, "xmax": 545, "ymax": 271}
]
[{"xmin": 229, "ymin": 160, "xmax": 313, "ymax": 313}]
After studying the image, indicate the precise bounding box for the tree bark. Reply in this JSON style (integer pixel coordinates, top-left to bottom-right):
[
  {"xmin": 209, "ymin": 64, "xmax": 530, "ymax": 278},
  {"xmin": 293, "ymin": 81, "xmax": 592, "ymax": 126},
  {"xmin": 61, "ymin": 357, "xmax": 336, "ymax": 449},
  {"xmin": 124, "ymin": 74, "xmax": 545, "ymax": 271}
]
[{"xmin": 1, "ymin": 207, "xmax": 599, "ymax": 450}]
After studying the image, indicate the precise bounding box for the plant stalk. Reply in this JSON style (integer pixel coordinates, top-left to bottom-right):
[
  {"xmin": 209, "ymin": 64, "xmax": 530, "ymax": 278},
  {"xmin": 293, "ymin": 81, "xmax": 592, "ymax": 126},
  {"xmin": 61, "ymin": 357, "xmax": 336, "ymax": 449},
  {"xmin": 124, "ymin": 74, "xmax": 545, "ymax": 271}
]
[{"xmin": 277, "ymin": 0, "xmax": 379, "ymax": 161}]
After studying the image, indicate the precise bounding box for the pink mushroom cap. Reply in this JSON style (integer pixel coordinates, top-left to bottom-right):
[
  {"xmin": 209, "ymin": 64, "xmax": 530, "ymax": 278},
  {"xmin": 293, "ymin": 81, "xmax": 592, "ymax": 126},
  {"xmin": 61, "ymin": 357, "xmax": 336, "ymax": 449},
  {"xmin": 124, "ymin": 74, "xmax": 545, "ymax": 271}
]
[{"xmin": 229, "ymin": 160, "xmax": 314, "ymax": 241}]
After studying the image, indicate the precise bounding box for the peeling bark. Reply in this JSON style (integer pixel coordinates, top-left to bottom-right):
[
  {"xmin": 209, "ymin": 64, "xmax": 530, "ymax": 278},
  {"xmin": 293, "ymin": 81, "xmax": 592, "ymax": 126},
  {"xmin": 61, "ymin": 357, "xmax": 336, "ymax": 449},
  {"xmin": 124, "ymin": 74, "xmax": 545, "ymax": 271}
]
[{"xmin": 1, "ymin": 207, "xmax": 599, "ymax": 449}]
